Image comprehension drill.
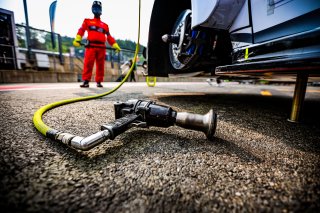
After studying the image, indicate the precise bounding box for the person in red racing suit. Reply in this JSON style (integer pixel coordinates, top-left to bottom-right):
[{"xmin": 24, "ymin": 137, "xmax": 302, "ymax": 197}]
[{"xmin": 73, "ymin": 1, "xmax": 121, "ymax": 88}]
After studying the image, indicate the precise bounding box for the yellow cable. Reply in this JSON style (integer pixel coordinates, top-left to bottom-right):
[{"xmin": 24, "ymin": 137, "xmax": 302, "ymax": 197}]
[
  {"xmin": 244, "ymin": 48, "xmax": 249, "ymax": 60},
  {"xmin": 146, "ymin": 76, "xmax": 156, "ymax": 87},
  {"xmin": 33, "ymin": 0, "xmax": 141, "ymax": 136}
]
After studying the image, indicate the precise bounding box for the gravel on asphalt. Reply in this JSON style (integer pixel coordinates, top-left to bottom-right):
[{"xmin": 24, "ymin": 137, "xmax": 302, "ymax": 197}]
[{"xmin": 0, "ymin": 83, "xmax": 319, "ymax": 212}]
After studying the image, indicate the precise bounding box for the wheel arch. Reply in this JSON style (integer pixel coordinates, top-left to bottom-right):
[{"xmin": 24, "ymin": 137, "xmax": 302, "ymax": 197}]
[{"xmin": 147, "ymin": 0, "xmax": 191, "ymax": 77}]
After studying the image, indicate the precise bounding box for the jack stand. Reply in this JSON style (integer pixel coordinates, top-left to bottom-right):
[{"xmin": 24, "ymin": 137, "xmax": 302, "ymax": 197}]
[{"xmin": 288, "ymin": 72, "xmax": 309, "ymax": 123}]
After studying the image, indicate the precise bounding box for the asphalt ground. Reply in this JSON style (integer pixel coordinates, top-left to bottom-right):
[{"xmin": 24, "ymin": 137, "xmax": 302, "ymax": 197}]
[{"xmin": 0, "ymin": 82, "xmax": 319, "ymax": 212}]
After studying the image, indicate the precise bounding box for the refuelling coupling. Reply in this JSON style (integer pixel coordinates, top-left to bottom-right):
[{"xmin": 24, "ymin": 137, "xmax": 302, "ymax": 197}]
[{"xmin": 175, "ymin": 109, "xmax": 217, "ymax": 140}]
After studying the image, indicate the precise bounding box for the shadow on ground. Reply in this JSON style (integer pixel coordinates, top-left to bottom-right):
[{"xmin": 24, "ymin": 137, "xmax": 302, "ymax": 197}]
[{"xmin": 155, "ymin": 94, "xmax": 320, "ymax": 154}]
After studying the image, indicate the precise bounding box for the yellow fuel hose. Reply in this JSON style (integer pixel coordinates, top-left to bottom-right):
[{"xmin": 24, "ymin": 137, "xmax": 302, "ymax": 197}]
[{"xmin": 33, "ymin": 0, "xmax": 141, "ymax": 138}]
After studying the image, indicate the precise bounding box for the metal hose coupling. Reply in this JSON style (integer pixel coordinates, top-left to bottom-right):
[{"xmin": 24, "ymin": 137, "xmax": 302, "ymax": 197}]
[{"xmin": 53, "ymin": 130, "xmax": 111, "ymax": 151}]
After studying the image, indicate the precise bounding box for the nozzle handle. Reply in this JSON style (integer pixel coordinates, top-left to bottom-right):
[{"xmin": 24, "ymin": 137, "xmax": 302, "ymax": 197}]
[
  {"xmin": 101, "ymin": 113, "xmax": 142, "ymax": 140},
  {"xmin": 175, "ymin": 109, "xmax": 217, "ymax": 140}
]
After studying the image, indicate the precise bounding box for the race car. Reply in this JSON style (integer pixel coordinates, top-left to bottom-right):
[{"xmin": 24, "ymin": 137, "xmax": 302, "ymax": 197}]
[{"xmin": 146, "ymin": 0, "xmax": 320, "ymax": 122}]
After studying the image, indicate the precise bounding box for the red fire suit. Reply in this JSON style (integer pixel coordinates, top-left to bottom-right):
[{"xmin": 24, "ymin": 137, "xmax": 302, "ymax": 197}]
[{"xmin": 77, "ymin": 17, "xmax": 116, "ymax": 83}]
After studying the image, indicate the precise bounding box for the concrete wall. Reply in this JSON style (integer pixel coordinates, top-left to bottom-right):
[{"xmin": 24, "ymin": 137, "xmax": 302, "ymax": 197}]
[
  {"xmin": 0, "ymin": 54, "xmax": 204, "ymax": 83},
  {"xmin": 0, "ymin": 54, "xmax": 121, "ymax": 83},
  {"xmin": 0, "ymin": 70, "xmax": 77, "ymax": 83}
]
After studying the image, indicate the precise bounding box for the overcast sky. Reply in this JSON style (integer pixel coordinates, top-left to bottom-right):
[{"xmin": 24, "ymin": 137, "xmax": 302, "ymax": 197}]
[{"xmin": 0, "ymin": 0, "xmax": 154, "ymax": 46}]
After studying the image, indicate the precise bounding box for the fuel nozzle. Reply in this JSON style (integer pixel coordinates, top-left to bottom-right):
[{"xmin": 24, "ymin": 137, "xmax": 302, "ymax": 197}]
[
  {"xmin": 113, "ymin": 99, "xmax": 217, "ymax": 140},
  {"xmin": 53, "ymin": 100, "xmax": 218, "ymax": 152}
]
